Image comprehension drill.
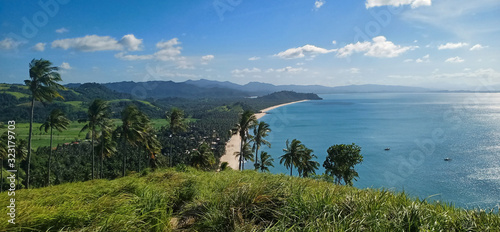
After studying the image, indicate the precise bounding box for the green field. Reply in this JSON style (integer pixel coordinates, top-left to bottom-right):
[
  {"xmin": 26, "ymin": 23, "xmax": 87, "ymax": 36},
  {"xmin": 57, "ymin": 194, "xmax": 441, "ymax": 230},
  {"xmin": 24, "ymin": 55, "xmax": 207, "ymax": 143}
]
[
  {"xmin": 2, "ymin": 91, "xmax": 29, "ymax": 99},
  {"xmin": 1, "ymin": 168, "xmax": 498, "ymax": 231},
  {"xmin": 1, "ymin": 119, "xmax": 170, "ymax": 149}
]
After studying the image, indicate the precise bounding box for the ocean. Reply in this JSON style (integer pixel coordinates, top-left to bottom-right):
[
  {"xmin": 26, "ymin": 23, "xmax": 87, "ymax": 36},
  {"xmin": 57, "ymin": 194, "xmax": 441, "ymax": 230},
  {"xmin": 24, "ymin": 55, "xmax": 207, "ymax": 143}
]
[{"xmin": 258, "ymin": 93, "xmax": 500, "ymax": 210}]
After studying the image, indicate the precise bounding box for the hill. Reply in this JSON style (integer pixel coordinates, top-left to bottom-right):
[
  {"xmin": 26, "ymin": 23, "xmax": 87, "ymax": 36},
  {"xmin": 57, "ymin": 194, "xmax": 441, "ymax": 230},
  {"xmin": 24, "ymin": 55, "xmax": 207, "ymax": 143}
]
[{"xmin": 2, "ymin": 168, "xmax": 498, "ymax": 231}]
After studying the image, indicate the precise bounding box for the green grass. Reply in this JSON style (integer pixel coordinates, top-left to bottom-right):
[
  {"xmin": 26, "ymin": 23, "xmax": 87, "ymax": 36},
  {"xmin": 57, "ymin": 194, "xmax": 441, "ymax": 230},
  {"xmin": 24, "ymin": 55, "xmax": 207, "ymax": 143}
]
[
  {"xmin": 1, "ymin": 168, "xmax": 498, "ymax": 231},
  {"xmin": 109, "ymin": 99, "xmax": 159, "ymax": 108},
  {"xmin": 2, "ymin": 91, "xmax": 29, "ymax": 99},
  {"xmin": 65, "ymin": 101, "xmax": 85, "ymax": 109}
]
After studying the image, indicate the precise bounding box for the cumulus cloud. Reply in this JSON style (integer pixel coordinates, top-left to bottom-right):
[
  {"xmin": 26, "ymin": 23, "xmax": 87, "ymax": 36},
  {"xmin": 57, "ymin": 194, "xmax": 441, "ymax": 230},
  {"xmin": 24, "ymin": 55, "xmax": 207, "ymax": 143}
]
[
  {"xmin": 32, "ymin": 42, "xmax": 46, "ymax": 52},
  {"xmin": 60, "ymin": 62, "xmax": 72, "ymax": 70},
  {"xmin": 248, "ymin": 56, "xmax": 261, "ymax": 61},
  {"xmin": 315, "ymin": 0, "xmax": 325, "ymax": 9},
  {"xmin": 0, "ymin": 37, "xmax": 23, "ymax": 50},
  {"xmin": 116, "ymin": 38, "xmax": 182, "ymax": 61},
  {"xmin": 266, "ymin": 66, "xmax": 306, "ymax": 74},
  {"xmin": 415, "ymin": 54, "xmax": 430, "ymax": 63},
  {"xmin": 337, "ymin": 36, "xmax": 415, "ymax": 58},
  {"xmin": 470, "ymin": 44, "xmax": 486, "ymax": 51},
  {"xmin": 445, "ymin": 56, "xmax": 464, "ymax": 63},
  {"xmin": 366, "ymin": 0, "xmax": 431, "ymax": 8},
  {"xmin": 201, "ymin": 55, "xmax": 214, "ymax": 64},
  {"xmin": 52, "ymin": 34, "xmax": 143, "ymax": 52},
  {"xmin": 438, "ymin": 42, "xmax": 468, "ymax": 50},
  {"xmin": 231, "ymin": 68, "xmax": 261, "ymax": 74},
  {"xmin": 55, "ymin": 27, "xmax": 69, "ymax": 34},
  {"xmin": 275, "ymin": 44, "xmax": 335, "ymax": 59}
]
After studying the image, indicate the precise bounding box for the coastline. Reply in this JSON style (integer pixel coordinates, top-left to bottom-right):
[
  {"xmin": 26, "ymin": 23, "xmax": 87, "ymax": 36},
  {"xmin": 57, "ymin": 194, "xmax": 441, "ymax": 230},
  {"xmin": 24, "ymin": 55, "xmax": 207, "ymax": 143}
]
[{"xmin": 220, "ymin": 100, "xmax": 309, "ymax": 170}]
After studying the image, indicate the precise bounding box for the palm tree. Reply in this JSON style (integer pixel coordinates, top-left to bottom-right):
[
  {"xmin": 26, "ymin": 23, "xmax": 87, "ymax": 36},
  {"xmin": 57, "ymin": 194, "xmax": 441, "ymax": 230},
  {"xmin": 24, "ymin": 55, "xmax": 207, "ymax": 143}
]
[
  {"xmin": 143, "ymin": 126, "xmax": 161, "ymax": 170},
  {"xmin": 95, "ymin": 119, "xmax": 116, "ymax": 179},
  {"xmin": 237, "ymin": 110, "xmax": 257, "ymax": 170},
  {"xmin": 280, "ymin": 139, "xmax": 304, "ymax": 176},
  {"xmin": 190, "ymin": 142, "xmax": 216, "ymax": 171},
  {"xmin": 40, "ymin": 109, "xmax": 70, "ymax": 186},
  {"xmin": 24, "ymin": 58, "xmax": 65, "ymax": 189},
  {"xmin": 15, "ymin": 139, "xmax": 28, "ymax": 188},
  {"xmin": 80, "ymin": 99, "xmax": 110, "ymax": 180},
  {"xmin": 252, "ymin": 121, "xmax": 271, "ymax": 170},
  {"xmin": 297, "ymin": 148, "xmax": 319, "ymax": 178},
  {"xmin": 234, "ymin": 141, "xmax": 254, "ymax": 170},
  {"xmin": 116, "ymin": 105, "xmax": 148, "ymax": 176},
  {"xmin": 259, "ymin": 151, "xmax": 274, "ymax": 173},
  {"xmin": 166, "ymin": 108, "xmax": 187, "ymax": 166}
]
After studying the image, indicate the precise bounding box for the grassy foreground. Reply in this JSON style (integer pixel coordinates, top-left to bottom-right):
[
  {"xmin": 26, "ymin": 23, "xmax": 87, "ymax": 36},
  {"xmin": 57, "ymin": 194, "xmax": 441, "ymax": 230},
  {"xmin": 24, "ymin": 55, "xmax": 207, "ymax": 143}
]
[{"xmin": 1, "ymin": 168, "xmax": 499, "ymax": 231}]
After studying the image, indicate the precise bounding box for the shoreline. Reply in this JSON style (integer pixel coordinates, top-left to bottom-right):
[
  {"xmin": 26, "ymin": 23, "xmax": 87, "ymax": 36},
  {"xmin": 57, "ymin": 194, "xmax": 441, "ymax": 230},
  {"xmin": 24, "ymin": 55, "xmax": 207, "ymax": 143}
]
[{"xmin": 220, "ymin": 100, "xmax": 310, "ymax": 170}]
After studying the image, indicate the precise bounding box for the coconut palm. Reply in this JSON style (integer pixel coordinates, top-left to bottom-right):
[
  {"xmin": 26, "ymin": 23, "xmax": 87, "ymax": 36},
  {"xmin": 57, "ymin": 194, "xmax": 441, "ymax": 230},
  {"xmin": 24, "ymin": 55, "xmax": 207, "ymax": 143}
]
[
  {"xmin": 280, "ymin": 139, "xmax": 304, "ymax": 176},
  {"xmin": 297, "ymin": 148, "xmax": 319, "ymax": 178},
  {"xmin": 166, "ymin": 108, "xmax": 188, "ymax": 166},
  {"xmin": 116, "ymin": 104, "xmax": 148, "ymax": 176},
  {"xmin": 15, "ymin": 139, "xmax": 28, "ymax": 188},
  {"xmin": 190, "ymin": 142, "xmax": 216, "ymax": 171},
  {"xmin": 234, "ymin": 141, "xmax": 254, "ymax": 170},
  {"xmin": 40, "ymin": 109, "xmax": 70, "ymax": 186},
  {"xmin": 143, "ymin": 126, "xmax": 161, "ymax": 170},
  {"xmin": 95, "ymin": 119, "xmax": 116, "ymax": 179},
  {"xmin": 252, "ymin": 121, "xmax": 271, "ymax": 170},
  {"xmin": 80, "ymin": 99, "xmax": 111, "ymax": 180},
  {"xmin": 259, "ymin": 151, "xmax": 274, "ymax": 173},
  {"xmin": 237, "ymin": 110, "xmax": 257, "ymax": 170},
  {"xmin": 24, "ymin": 58, "xmax": 65, "ymax": 189}
]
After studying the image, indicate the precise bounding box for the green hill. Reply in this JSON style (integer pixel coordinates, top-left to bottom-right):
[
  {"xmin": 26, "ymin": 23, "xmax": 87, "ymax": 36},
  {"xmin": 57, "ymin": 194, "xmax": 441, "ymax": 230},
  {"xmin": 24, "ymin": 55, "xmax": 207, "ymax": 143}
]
[{"xmin": 2, "ymin": 168, "xmax": 498, "ymax": 231}]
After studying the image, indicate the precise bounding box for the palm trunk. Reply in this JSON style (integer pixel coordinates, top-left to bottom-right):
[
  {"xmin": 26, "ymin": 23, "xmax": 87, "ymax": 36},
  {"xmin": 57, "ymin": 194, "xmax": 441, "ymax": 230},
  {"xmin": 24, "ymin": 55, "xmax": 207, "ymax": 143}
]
[
  {"xmin": 239, "ymin": 135, "xmax": 244, "ymax": 171},
  {"xmin": 290, "ymin": 167, "xmax": 292, "ymax": 176},
  {"xmin": 27, "ymin": 97, "xmax": 35, "ymax": 189},
  {"xmin": 254, "ymin": 145, "xmax": 260, "ymax": 170},
  {"xmin": 100, "ymin": 140, "xmax": 104, "ymax": 179},
  {"xmin": 47, "ymin": 127, "xmax": 53, "ymax": 186},
  {"xmin": 91, "ymin": 130, "xmax": 95, "ymax": 180}
]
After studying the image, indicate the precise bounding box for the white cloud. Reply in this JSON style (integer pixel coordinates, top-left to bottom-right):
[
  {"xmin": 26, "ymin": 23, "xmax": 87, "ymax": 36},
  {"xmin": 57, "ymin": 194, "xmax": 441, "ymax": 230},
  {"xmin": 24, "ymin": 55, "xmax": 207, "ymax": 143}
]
[
  {"xmin": 415, "ymin": 54, "xmax": 430, "ymax": 63},
  {"xmin": 438, "ymin": 42, "xmax": 468, "ymax": 50},
  {"xmin": 337, "ymin": 36, "xmax": 415, "ymax": 58},
  {"xmin": 332, "ymin": 40, "xmax": 337, "ymax": 45},
  {"xmin": 248, "ymin": 56, "xmax": 261, "ymax": 61},
  {"xmin": 60, "ymin": 62, "xmax": 72, "ymax": 70},
  {"xmin": 32, "ymin": 42, "xmax": 46, "ymax": 52},
  {"xmin": 115, "ymin": 38, "xmax": 182, "ymax": 61},
  {"xmin": 366, "ymin": 0, "xmax": 431, "ymax": 8},
  {"xmin": 404, "ymin": 59, "xmax": 414, "ymax": 62},
  {"xmin": 0, "ymin": 37, "xmax": 22, "ymax": 50},
  {"xmin": 445, "ymin": 56, "xmax": 464, "ymax": 63},
  {"xmin": 52, "ymin": 34, "xmax": 143, "ymax": 52},
  {"xmin": 266, "ymin": 66, "xmax": 306, "ymax": 74},
  {"xmin": 470, "ymin": 44, "xmax": 487, "ymax": 51},
  {"xmin": 231, "ymin": 68, "xmax": 261, "ymax": 74},
  {"xmin": 349, "ymin": 68, "xmax": 360, "ymax": 74},
  {"xmin": 201, "ymin": 55, "xmax": 214, "ymax": 64},
  {"xmin": 315, "ymin": 0, "xmax": 325, "ymax": 9},
  {"xmin": 275, "ymin": 44, "xmax": 335, "ymax": 59},
  {"xmin": 55, "ymin": 27, "xmax": 69, "ymax": 34}
]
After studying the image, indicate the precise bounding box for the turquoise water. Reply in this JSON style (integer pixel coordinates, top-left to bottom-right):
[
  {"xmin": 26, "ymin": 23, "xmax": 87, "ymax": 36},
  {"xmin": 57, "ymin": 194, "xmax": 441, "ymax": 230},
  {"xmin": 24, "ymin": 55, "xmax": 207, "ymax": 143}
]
[{"xmin": 258, "ymin": 93, "xmax": 500, "ymax": 210}]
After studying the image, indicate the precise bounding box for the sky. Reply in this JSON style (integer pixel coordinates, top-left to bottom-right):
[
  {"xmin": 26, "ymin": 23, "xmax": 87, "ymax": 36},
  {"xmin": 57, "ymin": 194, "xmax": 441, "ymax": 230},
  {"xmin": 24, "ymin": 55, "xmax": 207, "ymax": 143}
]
[{"xmin": 1, "ymin": 0, "xmax": 499, "ymax": 90}]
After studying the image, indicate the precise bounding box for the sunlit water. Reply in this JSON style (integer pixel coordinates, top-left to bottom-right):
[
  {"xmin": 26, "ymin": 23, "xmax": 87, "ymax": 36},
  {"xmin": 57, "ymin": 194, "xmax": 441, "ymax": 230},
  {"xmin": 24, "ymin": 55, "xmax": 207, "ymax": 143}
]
[{"xmin": 257, "ymin": 93, "xmax": 500, "ymax": 210}]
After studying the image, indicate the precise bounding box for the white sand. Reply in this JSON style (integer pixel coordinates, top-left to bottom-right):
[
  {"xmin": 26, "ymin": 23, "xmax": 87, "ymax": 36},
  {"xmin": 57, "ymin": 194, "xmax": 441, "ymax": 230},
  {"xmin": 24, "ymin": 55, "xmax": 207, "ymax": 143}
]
[{"xmin": 220, "ymin": 100, "xmax": 309, "ymax": 170}]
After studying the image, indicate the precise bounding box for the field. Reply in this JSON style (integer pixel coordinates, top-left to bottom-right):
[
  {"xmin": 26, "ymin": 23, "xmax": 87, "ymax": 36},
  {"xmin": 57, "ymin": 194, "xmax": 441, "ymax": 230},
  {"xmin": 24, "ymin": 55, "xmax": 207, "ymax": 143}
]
[
  {"xmin": 0, "ymin": 119, "xmax": 170, "ymax": 149},
  {"xmin": 1, "ymin": 168, "xmax": 498, "ymax": 231}
]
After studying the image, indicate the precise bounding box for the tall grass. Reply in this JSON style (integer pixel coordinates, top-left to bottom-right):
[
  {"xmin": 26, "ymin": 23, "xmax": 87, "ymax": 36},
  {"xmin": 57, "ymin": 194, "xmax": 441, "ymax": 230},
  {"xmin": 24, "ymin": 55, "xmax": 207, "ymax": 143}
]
[{"xmin": 1, "ymin": 168, "xmax": 498, "ymax": 231}]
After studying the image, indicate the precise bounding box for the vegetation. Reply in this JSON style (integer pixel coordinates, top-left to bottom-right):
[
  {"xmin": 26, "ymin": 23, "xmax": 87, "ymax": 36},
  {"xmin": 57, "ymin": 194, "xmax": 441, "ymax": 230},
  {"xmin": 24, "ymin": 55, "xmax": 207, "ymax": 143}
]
[
  {"xmin": 236, "ymin": 110, "xmax": 257, "ymax": 170},
  {"xmin": 251, "ymin": 121, "xmax": 271, "ymax": 170},
  {"xmin": 324, "ymin": 143, "xmax": 364, "ymax": 186},
  {"xmin": 1, "ymin": 168, "xmax": 499, "ymax": 231},
  {"xmin": 25, "ymin": 58, "xmax": 66, "ymax": 189}
]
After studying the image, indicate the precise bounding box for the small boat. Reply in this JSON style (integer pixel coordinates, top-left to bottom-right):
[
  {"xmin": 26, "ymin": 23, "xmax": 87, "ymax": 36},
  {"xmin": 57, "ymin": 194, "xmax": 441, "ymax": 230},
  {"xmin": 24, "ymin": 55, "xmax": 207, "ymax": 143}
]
[
  {"xmin": 384, "ymin": 148, "xmax": 390, "ymax": 151},
  {"xmin": 444, "ymin": 158, "xmax": 452, "ymax": 161}
]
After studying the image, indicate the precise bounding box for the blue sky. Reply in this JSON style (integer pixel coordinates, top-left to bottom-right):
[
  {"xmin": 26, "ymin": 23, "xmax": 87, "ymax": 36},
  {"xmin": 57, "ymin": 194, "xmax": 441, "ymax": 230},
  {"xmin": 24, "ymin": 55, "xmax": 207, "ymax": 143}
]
[{"xmin": 1, "ymin": 0, "xmax": 499, "ymax": 90}]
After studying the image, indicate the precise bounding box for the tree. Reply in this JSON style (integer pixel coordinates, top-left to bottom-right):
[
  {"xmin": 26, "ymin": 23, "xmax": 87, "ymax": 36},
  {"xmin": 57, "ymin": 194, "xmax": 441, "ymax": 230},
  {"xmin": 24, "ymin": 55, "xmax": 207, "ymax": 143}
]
[
  {"xmin": 236, "ymin": 110, "xmax": 257, "ymax": 170},
  {"xmin": 40, "ymin": 109, "xmax": 70, "ymax": 186},
  {"xmin": 259, "ymin": 151, "xmax": 274, "ymax": 173},
  {"xmin": 24, "ymin": 58, "xmax": 65, "ymax": 189},
  {"xmin": 297, "ymin": 148, "xmax": 319, "ymax": 178},
  {"xmin": 166, "ymin": 107, "xmax": 188, "ymax": 166},
  {"xmin": 234, "ymin": 141, "xmax": 254, "ymax": 170},
  {"xmin": 252, "ymin": 121, "xmax": 271, "ymax": 170},
  {"xmin": 323, "ymin": 143, "xmax": 363, "ymax": 186},
  {"xmin": 190, "ymin": 142, "xmax": 216, "ymax": 171},
  {"xmin": 143, "ymin": 126, "xmax": 161, "ymax": 170},
  {"xmin": 280, "ymin": 139, "xmax": 305, "ymax": 176},
  {"xmin": 80, "ymin": 99, "xmax": 111, "ymax": 180},
  {"xmin": 116, "ymin": 104, "xmax": 148, "ymax": 176},
  {"xmin": 15, "ymin": 139, "xmax": 28, "ymax": 188},
  {"xmin": 95, "ymin": 119, "xmax": 116, "ymax": 179}
]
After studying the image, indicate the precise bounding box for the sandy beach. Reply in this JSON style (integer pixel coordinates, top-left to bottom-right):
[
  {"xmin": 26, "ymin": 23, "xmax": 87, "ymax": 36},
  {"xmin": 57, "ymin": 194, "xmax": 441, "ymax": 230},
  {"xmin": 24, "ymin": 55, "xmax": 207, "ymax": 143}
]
[{"xmin": 220, "ymin": 100, "xmax": 309, "ymax": 170}]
